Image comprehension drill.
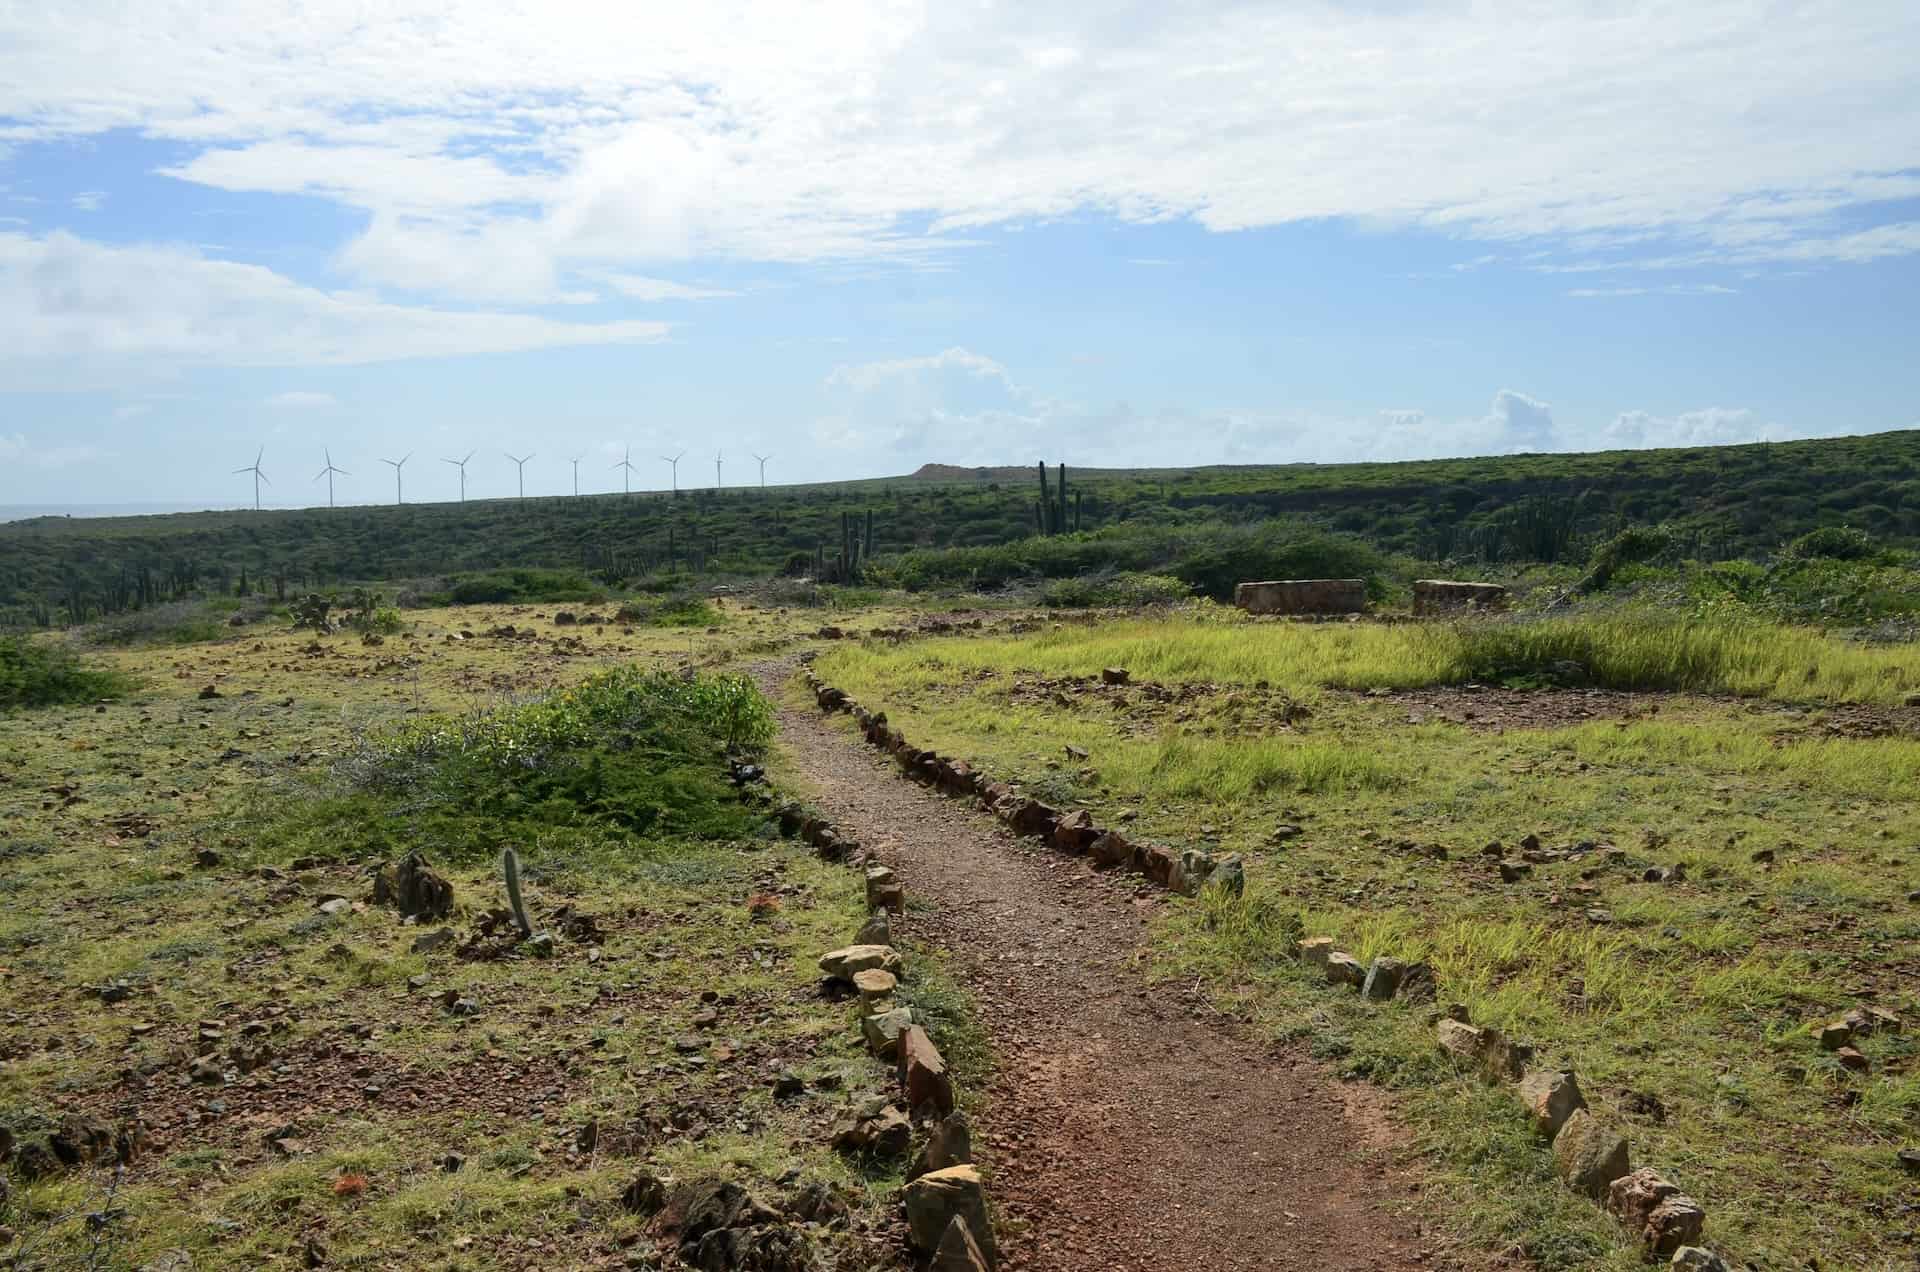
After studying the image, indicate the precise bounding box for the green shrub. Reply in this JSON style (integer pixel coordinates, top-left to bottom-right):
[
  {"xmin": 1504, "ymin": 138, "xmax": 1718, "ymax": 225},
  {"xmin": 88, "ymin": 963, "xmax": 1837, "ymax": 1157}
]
[
  {"xmin": 0, "ymin": 635, "xmax": 134, "ymax": 710},
  {"xmin": 1039, "ymin": 571, "xmax": 1192, "ymax": 608},
  {"xmin": 85, "ymin": 599, "xmax": 231, "ymax": 647},
  {"xmin": 1787, "ymin": 526, "xmax": 1877, "ymax": 561},
  {"xmin": 436, "ymin": 569, "xmax": 605, "ymax": 605},
  {"xmin": 261, "ymin": 668, "xmax": 777, "ymax": 865}
]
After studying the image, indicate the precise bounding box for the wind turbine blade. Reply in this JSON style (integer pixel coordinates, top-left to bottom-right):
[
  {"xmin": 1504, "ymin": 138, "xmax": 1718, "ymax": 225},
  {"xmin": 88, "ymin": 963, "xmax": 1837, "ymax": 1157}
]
[
  {"xmin": 314, "ymin": 468, "xmax": 328, "ymax": 482},
  {"xmin": 258, "ymin": 470, "xmax": 271, "ymax": 485},
  {"xmin": 233, "ymin": 466, "xmax": 252, "ymax": 474},
  {"xmin": 337, "ymin": 468, "xmax": 350, "ymax": 476}
]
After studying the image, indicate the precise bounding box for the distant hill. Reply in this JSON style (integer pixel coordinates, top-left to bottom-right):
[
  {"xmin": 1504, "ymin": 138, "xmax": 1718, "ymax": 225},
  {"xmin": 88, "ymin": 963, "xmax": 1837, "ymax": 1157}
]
[{"xmin": 5, "ymin": 429, "xmax": 1916, "ymax": 625}]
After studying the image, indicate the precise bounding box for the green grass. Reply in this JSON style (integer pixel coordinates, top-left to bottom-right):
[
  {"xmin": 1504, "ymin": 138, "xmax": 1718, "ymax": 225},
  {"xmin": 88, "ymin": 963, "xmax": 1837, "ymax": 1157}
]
[
  {"xmin": 817, "ymin": 609, "xmax": 1920, "ymax": 1269},
  {"xmin": 0, "ymin": 633, "xmax": 134, "ymax": 709},
  {"xmin": 823, "ymin": 609, "xmax": 1920, "ymax": 705}
]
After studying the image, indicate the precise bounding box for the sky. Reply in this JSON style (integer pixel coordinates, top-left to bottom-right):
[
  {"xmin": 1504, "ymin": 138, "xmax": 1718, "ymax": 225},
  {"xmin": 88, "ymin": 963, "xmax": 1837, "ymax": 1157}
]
[{"xmin": 1, "ymin": 1, "xmax": 1917, "ymax": 509}]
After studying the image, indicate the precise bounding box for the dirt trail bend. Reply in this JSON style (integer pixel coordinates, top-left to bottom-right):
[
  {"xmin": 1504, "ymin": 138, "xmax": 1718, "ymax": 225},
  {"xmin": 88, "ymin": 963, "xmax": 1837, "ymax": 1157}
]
[{"xmin": 757, "ymin": 662, "xmax": 1439, "ymax": 1272}]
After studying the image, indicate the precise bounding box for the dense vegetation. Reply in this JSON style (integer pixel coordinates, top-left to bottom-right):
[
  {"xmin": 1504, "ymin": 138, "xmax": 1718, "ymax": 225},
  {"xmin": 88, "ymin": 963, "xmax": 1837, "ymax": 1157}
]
[
  {"xmin": 259, "ymin": 667, "xmax": 775, "ymax": 866},
  {"xmin": 0, "ymin": 633, "xmax": 133, "ymax": 710},
  {"xmin": 5, "ymin": 429, "xmax": 1917, "ymax": 626}
]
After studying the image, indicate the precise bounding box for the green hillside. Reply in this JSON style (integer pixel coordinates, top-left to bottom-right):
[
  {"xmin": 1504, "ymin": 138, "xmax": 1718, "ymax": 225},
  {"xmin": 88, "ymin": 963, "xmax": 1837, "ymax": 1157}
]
[{"xmin": 4, "ymin": 429, "xmax": 1917, "ymax": 626}]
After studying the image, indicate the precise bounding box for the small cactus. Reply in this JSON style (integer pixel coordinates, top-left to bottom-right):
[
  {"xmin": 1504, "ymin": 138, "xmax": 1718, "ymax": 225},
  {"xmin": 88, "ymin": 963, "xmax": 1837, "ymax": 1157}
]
[{"xmin": 501, "ymin": 847, "xmax": 533, "ymax": 939}]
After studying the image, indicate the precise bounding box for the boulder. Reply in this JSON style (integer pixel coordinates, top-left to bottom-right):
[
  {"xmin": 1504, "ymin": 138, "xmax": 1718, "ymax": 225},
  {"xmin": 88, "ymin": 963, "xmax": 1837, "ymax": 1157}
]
[
  {"xmin": 863, "ymin": 1008, "xmax": 914, "ymax": 1061},
  {"xmin": 856, "ymin": 909, "xmax": 893, "ymax": 946},
  {"xmin": 1089, "ymin": 831, "xmax": 1134, "ymax": 869},
  {"xmin": 1207, "ymin": 853, "xmax": 1246, "ymax": 897},
  {"xmin": 1137, "ymin": 843, "xmax": 1176, "ymax": 886},
  {"xmin": 863, "ymin": 867, "xmax": 897, "ymax": 910},
  {"xmin": 370, "ymin": 850, "xmax": 454, "ymax": 921},
  {"xmin": 1360, "ymin": 956, "xmax": 1406, "ymax": 1001},
  {"xmin": 932, "ymin": 1214, "xmax": 993, "ymax": 1271},
  {"xmin": 1232, "ymin": 578, "xmax": 1367, "ymax": 616},
  {"xmin": 899, "ymin": 1026, "xmax": 956, "ymax": 1117},
  {"xmin": 819, "ymin": 945, "xmax": 902, "ymax": 983},
  {"xmin": 904, "ymin": 1166, "xmax": 996, "ymax": 1265},
  {"xmin": 1101, "ymin": 666, "xmax": 1130, "ymax": 685},
  {"xmin": 907, "ymin": 1111, "xmax": 973, "ymax": 1182},
  {"xmin": 1052, "ymin": 810, "xmax": 1099, "ymax": 855},
  {"xmin": 1436, "ymin": 1019, "xmax": 1527, "ymax": 1080},
  {"xmin": 852, "ymin": 968, "xmax": 898, "ymax": 1007},
  {"xmin": 1608, "ymin": 1168, "xmax": 1706, "ymax": 1257},
  {"xmin": 1412, "ymin": 580, "xmax": 1510, "ymax": 616},
  {"xmin": 1324, "ymin": 952, "xmax": 1367, "ymax": 988},
  {"xmin": 1553, "ymin": 1109, "xmax": 1631, "ymax": 1200},
  {"xmin": 1006, "ymin": 799, "xmax": 1060, "ymax": 838},
  {"xmin": 1518, "ymin": 1069, "xmax": 1588, "ymax": 1138},
  {"xmin": 1669, "ymin": 1247, "xmax": 1732, "ymax": 1271},
  {"xmin": 1169, "ymin": 848, "xmax": 1217, "ymax": 896},
  {"xmin": 1297, "ymin": 936, "xmax": 1336, "ymax": 970},
  {"xmin": 833, "ymin": 1100, "xmax": 911, "ymax": 1158}
]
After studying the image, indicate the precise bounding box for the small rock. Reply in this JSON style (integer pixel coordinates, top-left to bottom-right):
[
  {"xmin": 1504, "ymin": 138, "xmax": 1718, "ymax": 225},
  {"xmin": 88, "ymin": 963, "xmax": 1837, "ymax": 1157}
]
[
  {"xmin": 819, "ymin": 945, "xmax": 902, "ymax": 983},
  {"xmin": 410, "ymin": 928, "xmax": 454, "ymax": 955},
  {"xmin": 908, "ymin": 1110, "xmax": 973, "ymax": 1182},
  {"xmin": 1897, "ymin": 1148, "xmax": 1920, "ymax": 1175},
  {"xmin": 1498, "ymin": 860, "xmax": 1532, "ymax": 883},
  {"xmin": 1816, "ymin": 1021, "xmax": 1853, "ymax": 1050},
  {"xmin": 855, "ymin": 910, "xmax": 893, "ymax": 945},
  {"xmin": 316, "ymin": 898, "xmax": 350, "ymax": 917},
  {"xmin": 620, "ymin": 1170, "xmax": 667, "ymax": 1214},
  {"xmin": 899, "ymin": 1026, "xmax": 955, "ymax": 1117},
  {"xmin": 1670, "ymin": 1248, "xmax": 1732, "ymax": 1271},
  {"xmin": 1360, "ymin": 956, "xmax": 1406, "ymax": 1001},
  {"xmin": 1324, "ymin": 952, "xmax": 1366, "ymax": 988},
  {"xmin": 187, "ymin": 1056, "xmax": 225, "ymax": 1085},
  {"xmin": 440, "ymin": 1152, "xmax": 465, "ymax": 1173},
  {"xmin": 1834, "ymin": 1046, "xmax": 1870, "ymax": 1074},
  {"xmin": 771, "ymin": 1070, "xmax": 805, "ymax": 1099},
  {"xmin": 833, "ymin": 1101, "xmax": 910, "ymax": 1157},
  {"xmin": 193, "ymin": 848, "xmax": 222, "ymax": 869},
  {"xmin": 863, "ymin": 1007, "xmax": 914, "ymax": 1061},
  {"xmin": 932, "ymin": 1213, "xmax": 993, "ymax": 1272},
  {"xmin": 903, "ymin": 1166, "xmax": 996, "ymax": 1263},
  {"xmin": 527, "ymin": 932, "xmax": 555, "ymax": 958},
  {"xmin": 1609, "ymin": 1168, "xmax": 1706, "ymax": 1257},
  {"xmin": 1518, "ymin": 1069, "xmax": 1588, "ymax": 1138},
  {"xmin": 1100, "ymin": 667, "xmax": 1130, "ymax": 685},
  {"xmin": 852, "ymin": 968, "xmax": 897, "ymax": 1006},
  {"xmin": 1553, "ymin": 1108, "xmax": 1631, "ymax": 1200}
]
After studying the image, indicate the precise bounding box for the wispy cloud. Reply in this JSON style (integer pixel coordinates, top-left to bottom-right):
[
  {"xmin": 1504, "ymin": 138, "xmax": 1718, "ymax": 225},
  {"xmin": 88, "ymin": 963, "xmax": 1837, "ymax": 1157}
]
[
  {"xmin": 1566, "ymin": 284, "xmax": 1738, "ymax": 298},
  {"xmin": 266, "ymin": 390, "xmax": 338, "ymax": 408},
  {"xmin": 71, "ymin": 190, "xmax": 105, "ymax": 212}
]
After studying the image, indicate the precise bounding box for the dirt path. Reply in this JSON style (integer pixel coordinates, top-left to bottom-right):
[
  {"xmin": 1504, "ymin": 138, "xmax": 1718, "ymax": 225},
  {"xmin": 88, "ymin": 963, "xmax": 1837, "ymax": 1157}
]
[{"xmin": 756, "ymin": 662, "xmax": 1441, "ymax": 1272}]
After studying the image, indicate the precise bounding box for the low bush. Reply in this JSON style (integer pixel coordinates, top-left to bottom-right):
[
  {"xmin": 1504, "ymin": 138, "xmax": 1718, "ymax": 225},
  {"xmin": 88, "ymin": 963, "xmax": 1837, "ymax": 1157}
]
[
  {"xmin": 257, "ymin": 668, "xmax": 776, "ymax": 864},
  {"xmin": 434, "ymin": 569, "xmax": 606, "ymax": 605},
  {"xmin": 1787, "ymin": 526, "xmax": 1878, "ymax": 561},
  {"xmin": 1039, "ymin": 571, "xmax": 1192, "ymax": 608},
  {"xmin": 0, "ymin": 635, "xmax": 134, "ymax": 710}
]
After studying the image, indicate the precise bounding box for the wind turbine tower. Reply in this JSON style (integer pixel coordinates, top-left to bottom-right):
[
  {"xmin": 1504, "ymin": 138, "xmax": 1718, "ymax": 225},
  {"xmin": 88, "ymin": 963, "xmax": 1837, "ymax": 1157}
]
[
  {"xmin": 714, "ymin": 450, "xmax": 724, "ymax": 491},
  {"xmin": 234, "ymin": 447, "xmax": 270, "ymax": 510},
  {"xmin": 506, "ymin": 451, "xmax": 534, "ymax": 499},
  {"xmin": 662, "ymin": 450, "xmax": 684, "ymax": 494},
  {"xmin": 612, "ymin": 446, "xmax": 637, "ymax": 494},
  {"xmin": 381, "ymin": 453, "xmax": 411, "ymax": 505},
  {"xmin": 442, "ymin": 450, "xmax": 475, "ymax": 502},
  {"xmin": 313, "ymin": 449, "xmax": 350, "ymax": 508},
  {"xmin": 570, "ymin": 455, "xmax": 583, "ymax": 497},
  {"xmin": 752, "ymin": 453, "xmax": 770, "ymax": 490}
]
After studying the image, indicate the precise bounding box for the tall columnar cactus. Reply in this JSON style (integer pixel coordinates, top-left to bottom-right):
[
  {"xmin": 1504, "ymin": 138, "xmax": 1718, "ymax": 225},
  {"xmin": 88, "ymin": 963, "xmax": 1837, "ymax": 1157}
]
[
  {"xmin": 1057, "ymin": 463, "xmax": 1069, "ymax": 535},
  {"xmin": 1036, "ymin": 462, "xmax": 1051, "ymax": 534},
  {"xmin": 501, "ymin": 847, "xmax": 532, "ymax": 939}
]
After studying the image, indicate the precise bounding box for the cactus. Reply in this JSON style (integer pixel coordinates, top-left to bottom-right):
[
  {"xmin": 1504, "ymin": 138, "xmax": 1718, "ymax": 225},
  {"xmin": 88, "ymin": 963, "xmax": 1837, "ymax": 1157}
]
[{"xmin": 501, "ymin": 847, "xmax": 532, "ymax": 939}]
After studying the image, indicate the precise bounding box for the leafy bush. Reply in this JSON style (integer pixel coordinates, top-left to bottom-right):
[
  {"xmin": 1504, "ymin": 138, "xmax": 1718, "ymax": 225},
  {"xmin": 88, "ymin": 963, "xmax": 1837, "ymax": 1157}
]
[
  {"xmin": 85, "ymin": 599, "xmax": 232, "ymax": 647},
  {"xmin": 1, "ymin": 635, "xmax": 133, "ymax": 709},
  {"xmin": 436, "ymin": 569, "xmax": 605, "ymax": 605},
  {"xmin": 1039, "ymin": 571, "xmax": 1192, "ymax": 608},
  {"xmin": 1787, "ymin": 526, "xmax": 1878, "ymax": 561},
  {"xmin": 264, "ymin": 668, "xmax": 777, "ymax": 865}
]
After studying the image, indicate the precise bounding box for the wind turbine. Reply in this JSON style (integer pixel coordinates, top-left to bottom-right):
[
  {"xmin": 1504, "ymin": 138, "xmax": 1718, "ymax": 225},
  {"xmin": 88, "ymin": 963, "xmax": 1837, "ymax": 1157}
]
[
  {"xmin": 612, "ymin": 445, "xmax": 637, "ymax": 494},
  {"xmin": 662, "ymin": 450, "xmax": 684, "ymax": 494},
  {"xmin": 714, "ymin": 450, "xmax": 724, "ymax": 491},
  {"xmin": 381, "ymin": 453, "xmax": 411, "ymax": 505},
  {"xmin": 569, "ymin": 455, "xmax": 583, "ymax": 497},
  {"xmin": 505, "ymin": 451, "xmax": 534, "ymax": 499},
  {"xmin": 752, "ymin": 453, "xmax": 770, "ymax": 490},
  {"xmin": 442, "ymin": 450, "xmax": 475, "ymax": 502},
  {"xmin": 313, "ymin": 448, "xmax": 350, "ymax": 508},
  {"xmin": 233, "ymin": 446, "xmax": 269, "ymax": 510}
]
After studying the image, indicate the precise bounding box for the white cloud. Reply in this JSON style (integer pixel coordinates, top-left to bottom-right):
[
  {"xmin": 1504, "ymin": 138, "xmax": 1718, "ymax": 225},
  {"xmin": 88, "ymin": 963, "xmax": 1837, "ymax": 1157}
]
[
  {"xmin": 599, "ymin": 274, "xmax": 741, "ymax": 302},
  {"xmin": 0, "ymin": 0, "xmax": 1911, "ymax": 292},
  {"xmin": 71, "ymin": 191, "xmax": 105, "ymax": 212},
  {"xmin": 111, "ymin": 402, "xmax": 151, "ymax": 421},
  {"xmin": 1127, "ymin": 258, "xmax": 1178, "ymax": 267},
  {"xmin": 1566, "ymin": 284, "xmax": 1738, "ymax": 298},
  {"xmin": 0, "ymin": 231, "xmax": 670, "ymax": 367},
  {"xmin": 826, "ymin": 347, "xmax": 1011, "ymax": 394},
  {"xmin": 266, "ymin": 390, "xmax": 338, "ymax": 408},
  {"xmin": 0, "ymin": 430, "xmax": 110, "ymax": 468}
]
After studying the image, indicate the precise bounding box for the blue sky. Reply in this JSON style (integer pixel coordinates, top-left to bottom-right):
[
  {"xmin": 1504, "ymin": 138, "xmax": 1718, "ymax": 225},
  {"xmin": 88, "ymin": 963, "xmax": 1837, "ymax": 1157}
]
[{"xmin": 2, "ymin": 1, "xmax": 1918, "ymax": 508}]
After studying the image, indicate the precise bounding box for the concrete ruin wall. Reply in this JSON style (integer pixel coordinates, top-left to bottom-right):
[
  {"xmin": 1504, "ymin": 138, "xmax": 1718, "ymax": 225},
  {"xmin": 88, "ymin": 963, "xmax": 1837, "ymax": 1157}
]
[
  {"xmin": 1232, "ymin": 578, "xmax": 1368, "ymax": 615},
  {"xmin": 1412, "ymin": 579, "xmax": 1511, "ymax": 616}
]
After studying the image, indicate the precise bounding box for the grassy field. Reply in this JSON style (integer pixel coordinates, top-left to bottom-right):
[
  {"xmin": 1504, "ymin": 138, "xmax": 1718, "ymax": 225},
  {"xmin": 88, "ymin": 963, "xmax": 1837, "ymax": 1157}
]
[
  {"xmin": 0, "ymin": 600, "xmax": 971, "ymax": 1269},
  {"xmin": 815, "ymin": 610, "xmax": 1920, "ymax": 1270}
]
